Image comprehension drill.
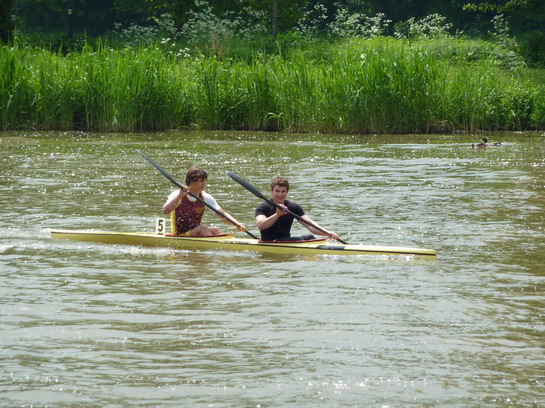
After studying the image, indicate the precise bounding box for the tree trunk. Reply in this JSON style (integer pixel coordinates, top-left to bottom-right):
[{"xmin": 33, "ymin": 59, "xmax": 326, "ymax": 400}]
[
  {"xmin": 0, "ymin": 0, "xmax": 16, "ymax": 43},
  {"xmin": 272, "ymin": 0, "xmax": 278, "ymax": 39}
]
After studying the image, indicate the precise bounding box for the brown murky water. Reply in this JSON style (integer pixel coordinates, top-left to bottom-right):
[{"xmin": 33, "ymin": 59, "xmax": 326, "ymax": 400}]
[{"xmin": 1, "ymin": 130, "xmax": 543, "ymax": 406}]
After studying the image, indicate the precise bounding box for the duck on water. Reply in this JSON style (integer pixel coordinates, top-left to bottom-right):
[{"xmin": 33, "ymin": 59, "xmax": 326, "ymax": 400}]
[{"xmin": 472, "ymin": 137, "xmax": 502, "ymax": 148}]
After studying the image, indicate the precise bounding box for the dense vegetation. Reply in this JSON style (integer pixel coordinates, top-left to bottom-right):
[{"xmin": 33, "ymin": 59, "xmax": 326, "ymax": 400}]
[
  {"xmin": 1, "ymin": 0, "xmax": 544, "ymax": 133},
  {"xmin": 6, "ymin": 0, "xmax": 545, "ymax": 46}
]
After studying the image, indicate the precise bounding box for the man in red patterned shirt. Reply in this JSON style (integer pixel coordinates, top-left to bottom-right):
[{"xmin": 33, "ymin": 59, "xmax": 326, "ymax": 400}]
[{"xmin": 163, "ymin": 167, "xmax": 247, "ymax": 236}]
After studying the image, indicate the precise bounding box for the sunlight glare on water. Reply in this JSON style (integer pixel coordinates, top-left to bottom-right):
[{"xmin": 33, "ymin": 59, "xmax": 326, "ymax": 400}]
[{"xmin": 1, "ymin": 131, "xmax": 544, "ymax": 407}]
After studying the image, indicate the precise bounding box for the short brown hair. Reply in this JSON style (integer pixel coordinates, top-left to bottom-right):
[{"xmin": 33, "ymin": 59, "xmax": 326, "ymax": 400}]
[
  {"xmin": 270, "ymin": 176, "xmax": 289, "ymax": 191},
  {"xmin": 185, "ymin": 167, "xmax": 208, "ymax": 185}
]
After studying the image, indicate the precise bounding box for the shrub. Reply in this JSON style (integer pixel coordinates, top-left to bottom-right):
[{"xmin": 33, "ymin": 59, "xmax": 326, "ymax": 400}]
[
  {"xmin": 329, "ymin": 11, "xmax": 392, "ymax": 39},
  {"xmin": 518, "ymin": 30, "xmax": 545, "ymax": 67},
  {"xmin": 394, "ymin": 14, "xmax": 453, "ymax": 40}
]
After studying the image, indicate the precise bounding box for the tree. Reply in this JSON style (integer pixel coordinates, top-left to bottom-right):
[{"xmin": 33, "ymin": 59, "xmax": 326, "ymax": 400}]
[
  {"xmin": 12, "ymin": 0, "xmax": 163, "ymax": 36},
  {"xmin": 0, "ymin": 0, "xmax": 16, "ymax": 42},
  {"xmin": 272, "ymin": 0, "xmax": 278, "ymax": 37},
  {"xmin": 463, "ymin": 0, "xmax": 544, "ymax": 34}
]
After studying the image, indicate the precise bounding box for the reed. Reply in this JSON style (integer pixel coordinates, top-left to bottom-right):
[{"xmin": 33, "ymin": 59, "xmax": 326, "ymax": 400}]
[
  {"xmin": 1, "ymin": 38, "xmax": 543, "ymax": 133},
  {"xmin": 75, "ymin": 45, "xmax": 192, "ymax": 131}
]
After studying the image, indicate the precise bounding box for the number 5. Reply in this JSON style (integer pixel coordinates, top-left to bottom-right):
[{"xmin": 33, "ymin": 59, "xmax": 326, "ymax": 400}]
[{"xmin": 156, "ymin": 217, "xmax": 166, "ymax": 235}]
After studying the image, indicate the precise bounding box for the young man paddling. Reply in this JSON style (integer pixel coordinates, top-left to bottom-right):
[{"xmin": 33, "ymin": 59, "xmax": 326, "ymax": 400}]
[
  {"xmin": 163, "ymin": 167, "xmax": 247, "ymax": 236},
  {"xmin": 255, "ymin": 176, "xmax": 339, "ymax": 242}
]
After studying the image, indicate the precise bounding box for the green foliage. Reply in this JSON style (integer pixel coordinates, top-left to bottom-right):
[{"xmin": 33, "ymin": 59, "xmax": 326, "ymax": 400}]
[
  {"xmin": 1, "ymin": 37, "xmax": 544, "ymax": 133},
  {"xmin": 312, "ymin": 41, "xmax": 441, "ymax": 133},
  {"xmin": 394, "ymin": 13, "xmax": 453, "ymax": 40},
  {"xmin": 13, "ymin": 0, "xmax": 119, "ymax": 37},
  {"xmin": 10, "ymin": 0, "xmax": 545, "ymax": 65},
  {"xmin": 328, "ymin": 11, "xmax": 392, "ymax": 38},
  {"xmin": 111, "ymin": 2, "xmax": 270, "ymax": 59},
  {"xmin": 531, "ymin": 84, "xmax": 545, "ymax": 126},
  {"xmin": 295, "ymin": 2, "xmax": 329, "ymax": 37},
  {"xmin": 487, "ymin": 14, "xmax": 525, "ymax": 69},
  {"xmin": 114, "ymin": 12, "xmax": 181, "ymax": 47},
  {"xmin": 0, "ymin": 44, "xmax": 32, "ymax": 128},
  {"xmin": 438, "ymin": 65, "xmax": 538, "ymax": 130},
  {"xmin": 463, "ymin": 0, "xmax": 530, "ymax": 13},
  {"xmin": 0, "ymin": 43, "xmax": 193, "ymax": 131},
  {"xmin": 4, "ymin": 1, "xmax": 543, "ymax": 135},
  {"xmin": 179, "ymin": 1, "xmax": 268, "ymax": 46},
  {"xmin": 0, "ymin": 0, "xmax": 16, "ymax": 43},
  {"xmin": 518, "ymin": 30, "xmax": 545, "ymax": 67}
]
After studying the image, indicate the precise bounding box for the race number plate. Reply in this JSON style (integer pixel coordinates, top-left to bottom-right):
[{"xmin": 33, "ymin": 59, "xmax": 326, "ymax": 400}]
[{"xmin": 155, "ymin": 217, "xmax": 166, "ymax": 235}]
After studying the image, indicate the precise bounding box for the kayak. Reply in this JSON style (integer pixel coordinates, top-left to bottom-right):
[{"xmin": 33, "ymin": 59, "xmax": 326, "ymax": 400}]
[{"xmin": 50, "ymin": 230, "xmax": 437, "ymax": 257}]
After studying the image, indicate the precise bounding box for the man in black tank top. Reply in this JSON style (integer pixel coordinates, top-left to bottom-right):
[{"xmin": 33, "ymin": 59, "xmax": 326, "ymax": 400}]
[{"xmin": 255, "ymin": 177, "xmax": 339, "ymax": 242}]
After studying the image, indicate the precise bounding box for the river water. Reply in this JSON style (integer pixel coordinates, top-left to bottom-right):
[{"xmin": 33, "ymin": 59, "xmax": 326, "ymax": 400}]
[{"xmin": 1, "ymin": 131, "xmax": 544, "ymax": 407}]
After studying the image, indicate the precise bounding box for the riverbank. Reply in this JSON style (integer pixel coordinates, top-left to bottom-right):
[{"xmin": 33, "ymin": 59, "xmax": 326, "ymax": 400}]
[{"xmin": 1, "ymin": 37, "xmax": 544, "ymax": 133}]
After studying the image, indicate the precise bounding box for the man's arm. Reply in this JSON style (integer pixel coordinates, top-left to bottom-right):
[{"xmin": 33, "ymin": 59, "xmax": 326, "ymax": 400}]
[
  {"xmin": 299, "ymin": 215, "xmax": 339, "ymax": 239},
  {"xmin": 215, "ymin": 209, "xmax": 248, "ymax": 232},
  {"xmin": 163, "ymin": 188, "xmax": 187, "ymax": 214},
  {"xmin": 256, "ymin": 205, "xmax": 286, "ymax": 230}
]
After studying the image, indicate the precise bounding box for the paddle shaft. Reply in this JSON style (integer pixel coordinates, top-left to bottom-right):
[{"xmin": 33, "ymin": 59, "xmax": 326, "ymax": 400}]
[
  {"xmin": 227, "ymin": 171, "xmax": 348, "ymax": 244},
  {"xmin": 137, "ymin": 151, "xmax": 259, "ymax": 240}
]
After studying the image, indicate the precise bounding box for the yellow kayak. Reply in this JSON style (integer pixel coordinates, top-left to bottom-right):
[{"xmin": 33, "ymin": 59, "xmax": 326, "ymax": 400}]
[{"xmin": 51, "ymin": 230, "xmax": 437, "ymax": 257}]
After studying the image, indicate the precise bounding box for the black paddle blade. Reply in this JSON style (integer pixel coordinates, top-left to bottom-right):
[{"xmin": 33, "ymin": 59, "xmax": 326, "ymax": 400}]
[
  {"xmin": 136, "ymin": 150, "xmax": 183, "ymax": 189},
  {"xmin": 226, "ymin": 171, "xmax": 267, "ymax": 201}
]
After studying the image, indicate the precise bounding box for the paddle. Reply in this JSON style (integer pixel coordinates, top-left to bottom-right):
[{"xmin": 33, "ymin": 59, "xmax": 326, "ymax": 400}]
[
  {"xmin": 136, "ymin": 150, "xmax": 259, "ymax": 240},
  {"xmin": 227, "ymin": 171, "xmax": 348, "ymax": 244}
]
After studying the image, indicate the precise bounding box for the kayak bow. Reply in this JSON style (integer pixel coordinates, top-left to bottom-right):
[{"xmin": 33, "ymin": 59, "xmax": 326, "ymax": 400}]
[{"xmin": 51, "ymin": 230, "xmax": 437, "ymax": 256}]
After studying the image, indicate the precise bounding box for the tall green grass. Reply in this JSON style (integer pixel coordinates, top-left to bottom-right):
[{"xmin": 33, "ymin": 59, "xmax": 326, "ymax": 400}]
[{"xmin": 1, "ymin": 38, "xmax": 544, "ymax": 133}]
